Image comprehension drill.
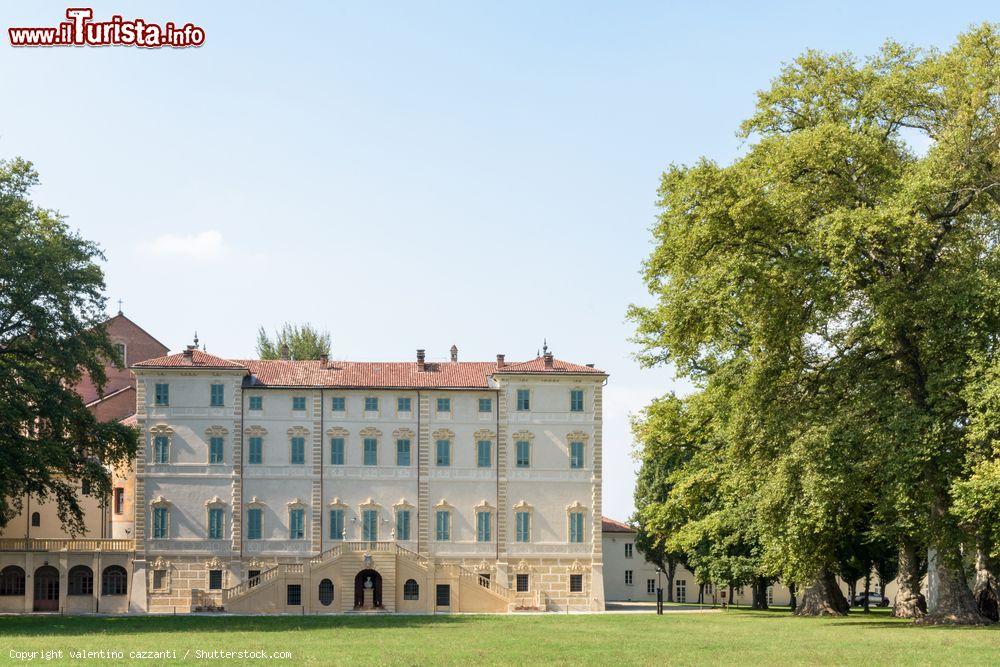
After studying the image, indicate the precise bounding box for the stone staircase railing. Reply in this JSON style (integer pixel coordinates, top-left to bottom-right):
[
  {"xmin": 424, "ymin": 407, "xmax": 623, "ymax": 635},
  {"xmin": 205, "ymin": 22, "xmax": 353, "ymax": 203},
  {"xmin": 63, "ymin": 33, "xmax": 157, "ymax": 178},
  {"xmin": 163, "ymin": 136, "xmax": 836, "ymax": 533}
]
[
  {"xmin": 440, "ymin": 563, "xmax": 511, "ymax": 601},
  {"xmin": 222, "ymin": 564, "xmax": 280, "ymax": 603}
]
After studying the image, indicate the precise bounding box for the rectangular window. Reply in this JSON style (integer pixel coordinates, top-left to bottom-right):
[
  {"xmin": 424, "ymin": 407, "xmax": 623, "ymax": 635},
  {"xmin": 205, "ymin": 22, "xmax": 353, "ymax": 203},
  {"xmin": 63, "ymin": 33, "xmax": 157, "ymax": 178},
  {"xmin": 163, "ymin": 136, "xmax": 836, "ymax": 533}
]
[
  {"xmin": 152, "ymin": 570, "xmax": 165, "ymax": 591},
  {"xmin": 152, "ymin": 507, "xmax": 168, "ymax": 539},
  {"xmin": 290, "ymin": 436, "xmax": 305, "ymax": 464},
  {"xmin": 396, "ymin": 509, "xmax": 411, "ymax": 540},
  {"xmin": 363, "ymin": 438, "xmax": 378, "ymax": 466},
  {"xmin": 331, "ymin": 396, "xmax": 346, "ymax": 412},
  {"xmin": 208, "ymin": 508, "xmax": 224, "ymax": 539},
  {"xmin": 154, "ymin": 383, "xmax": 169, "ymax": 406},
  {"xmin": 364, "ymin": 396, "xmax": 378, "ymax": 412},
  {"xmin": 571, "ymin": 574, "xmax": 584, "ymax": 593},
  {"xmin": 329, "ymin": 509, "xmax": 344, "ymax": 541},
  {"xmin": 153, "ymin": 435, "xmax": 169, "ymax": 464},
  {"xmin": 435, "ymin": 510, "xmax": 450, "ymax": 541},
  {"xmin": 247, "ymin": 570, "xmax": 260, "ymax": 588},
  {"xmin": 287, "ymin": 584, "xmax": 301, "ymax": 606},
  {"xmin": 82, "ymin": 479, "xmax": 91, "ymax": 495},
  {"xmin": 208, "ymin": 570, "xmax": 223, "ymax": 591},
  {"xmin": 569, "ymin": 511, "xmax": 584, "ymax": 543},
  {"xmin": 247, "ymin": 508, "xmax": 262, "ymax": 540},
  {"xmin": 248, "ymin": 436, "xmax": 263, "ymax": 464},
  {"xmin": 516, "ymin": 574, "xmax": 529, "ymax": 593},
  {"xmin": 647, "ymin": 579, "xmax": 656, "ymax": 594},
  {"xmin": 397, "ymin": 397, "xmax": 411, "ymax": 412},
  {"xmin": 570, "ymin": 441, "xmax": 584, "ymax": 469},
  {"xmin": 436, "ymin": 397, "xmax": 450, "ymax": 413},
  {"xmin": 477, "ymin": 440, "xmax": 492, "ymax": 468},
  {"xmin": 570, "ymin": 389, "xmax": 584, "ymax": 412},
  {"xmin": 362, "ymin": 509, "xmax": 378, "ymax": 541},
  {"xmin": 436, "ymin": 439, "xmax": 450, "ymax": 466},
  {"xmin": 625, "ymin": 543, "xmax": 633, "ymax": 558},
  {"xmin": 289, "ymin": 508, "xmax": 305, "ymax": 539},
  {"xmin": 436, "ymin": 584, "xmax": 450, "ymax": 607},
  {"xmin": 210, "ymin": 383, "xmax": 224, "ymax": 407},
  {"xmin": 476, "ymin": 511, "xmax": 491, "ymax": 542},
  {"xmin": 516, "ymin": 389, "xmax": 530, "ymax": 411},
  {"xmin": 330, "ymin": 437, "xmax": 345, "ymax": 465},
  {"xmin": 396, "ymin": 439, "xmax": 411, "ymax": 466},
  {"xmin": 114, "ymin": 488, "xmax": 124, "ymax": 515},
  {"xmin": 625, "ymin": 570, "xmax": 633, "ymax": 586},
  {"xmin": 209, "ymin": 436, "xmax": 224, "ymax": 464},
  {"xmin": 515, "ymin": 511, "xmax": 531, "ymax": 543},
  {"xmin": 292, "ymin": 396, "xmax": 306, "ymax": 411},
  {"xmin": 478, "ymin": 398, "xmax": 492, "ymax": 413},
  {"xmin": 676, "ymin": 580, "xmax": 687, "ymax": 603},
  {"xmin": 114, "ymin": 343, "xmax": 127, "ymax": 365},
  {"xmin": 515, "ymin": 440, "xmax": 530, "ymax": 468},
  {"xmin": 249, "ymin": 396, "xmax": 262, "ymax": 411}
]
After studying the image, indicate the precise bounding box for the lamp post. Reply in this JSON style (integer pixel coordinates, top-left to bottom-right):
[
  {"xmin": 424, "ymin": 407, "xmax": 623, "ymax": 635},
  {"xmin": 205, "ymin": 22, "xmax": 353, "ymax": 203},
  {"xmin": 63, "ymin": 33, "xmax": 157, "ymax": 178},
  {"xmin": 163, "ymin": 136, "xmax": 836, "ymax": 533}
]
[{"xmin": 656, "ymin": 568, "xmax": 664, "ymax": 615}]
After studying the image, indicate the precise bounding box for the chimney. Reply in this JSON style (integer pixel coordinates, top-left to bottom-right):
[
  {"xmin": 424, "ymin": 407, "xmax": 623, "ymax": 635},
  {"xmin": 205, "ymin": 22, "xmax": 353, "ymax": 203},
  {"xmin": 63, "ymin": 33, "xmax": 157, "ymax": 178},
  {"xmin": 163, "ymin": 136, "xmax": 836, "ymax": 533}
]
[
  {"xmin": 280, "ymin": 343, "xmax": 290, "ymax": 361},
  {"xmin": 496, "ymin": 354, "xmax": 505, "ymax": 369},
  {"xmin": 543, "ymin": 351, "xmax": 554, "ymax": 369},
  {"xmin": 586, "ymin": 363, "xmax": 594, "ymax": 368},
  {"xmin": 417, "ymin": 349, "xmax": 426, "ymax": 372},
  {"xmin": 450, "ymin": 345, "xmax": 458, "ymax": 363},
  {"xmin": 183, "ymin": 345, "xmax": 195, "ymax": 361},
  {"xmin": 319, "ymin": 353, "xmax": 329, "ymax": 367}
]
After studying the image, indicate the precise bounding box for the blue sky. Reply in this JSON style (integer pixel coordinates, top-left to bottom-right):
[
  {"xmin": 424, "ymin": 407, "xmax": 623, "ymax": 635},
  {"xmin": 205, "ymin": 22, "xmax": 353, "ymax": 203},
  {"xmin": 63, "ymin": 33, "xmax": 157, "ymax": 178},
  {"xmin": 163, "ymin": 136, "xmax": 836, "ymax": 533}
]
[{"xmin": 1, "ymin": 1, "xmax": 995, "ymax": 521}]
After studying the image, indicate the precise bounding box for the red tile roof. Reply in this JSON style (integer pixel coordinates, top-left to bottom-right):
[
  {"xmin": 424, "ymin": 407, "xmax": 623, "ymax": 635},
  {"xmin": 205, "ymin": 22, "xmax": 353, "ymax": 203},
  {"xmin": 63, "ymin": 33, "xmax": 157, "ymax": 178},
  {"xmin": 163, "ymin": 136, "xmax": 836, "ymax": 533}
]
[
  {"xmin": 119, "ymin": 414, "xmax": 138, "ymax": 427},
  {"xmin": 495, "ymin": 356, "xmax": 603, "ymax": 375},
  {"xmin": 132, "ymin": 350, "xmax": 248, "ymax": 370},
  {"xmin": 601, "ymin": 516, "xmax": 634, "ymax": 533},
  {"xmin": 133, "ymin": 353, "xmax": 604, "ymax": 389}
]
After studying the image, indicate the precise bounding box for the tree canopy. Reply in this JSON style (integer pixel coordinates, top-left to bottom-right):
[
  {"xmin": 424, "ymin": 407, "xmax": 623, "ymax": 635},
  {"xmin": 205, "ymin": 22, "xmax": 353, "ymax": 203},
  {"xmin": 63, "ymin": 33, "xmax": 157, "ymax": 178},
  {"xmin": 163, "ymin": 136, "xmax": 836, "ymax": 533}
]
[
  {"xmin": 629, "ymin": 25, "xmax": 1000, "ymax": 624},
  {"xmin": 256, "ymin": 323, "xmax": 331, "ymax": 360},
  {"xmin": 0, "ymin": 157, "xmax": 138, "ymax": 534}
]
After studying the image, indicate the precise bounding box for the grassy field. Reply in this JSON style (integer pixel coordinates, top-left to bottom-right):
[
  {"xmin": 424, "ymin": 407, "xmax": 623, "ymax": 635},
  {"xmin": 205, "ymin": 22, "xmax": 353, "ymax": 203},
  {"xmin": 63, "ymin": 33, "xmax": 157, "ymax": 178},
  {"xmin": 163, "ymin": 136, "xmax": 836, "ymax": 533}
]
[{"xmin": 0, "ymin": 608, "xmax": 997, "ymax": 666}]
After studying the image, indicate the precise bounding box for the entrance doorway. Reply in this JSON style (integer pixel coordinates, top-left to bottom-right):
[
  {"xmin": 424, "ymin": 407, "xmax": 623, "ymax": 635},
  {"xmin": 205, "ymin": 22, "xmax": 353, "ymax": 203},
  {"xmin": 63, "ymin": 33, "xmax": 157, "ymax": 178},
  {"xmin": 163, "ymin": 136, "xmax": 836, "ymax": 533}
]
[
  {"xmin": 353, "ymin": 569, "xmax": 383, "ymax": 609},
  {"xmin": 33, "ymin": 566, "xmax": 59, "ymax": 612}
]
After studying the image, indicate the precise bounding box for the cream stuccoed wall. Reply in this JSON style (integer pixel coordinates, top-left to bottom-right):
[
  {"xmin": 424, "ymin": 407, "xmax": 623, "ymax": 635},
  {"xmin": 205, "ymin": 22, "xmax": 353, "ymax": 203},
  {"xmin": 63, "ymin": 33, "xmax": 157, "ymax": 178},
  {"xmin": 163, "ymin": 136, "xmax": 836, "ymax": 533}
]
[{"xmin": 132, "ymin": 365, "xmax": 605, "ymax": 611}]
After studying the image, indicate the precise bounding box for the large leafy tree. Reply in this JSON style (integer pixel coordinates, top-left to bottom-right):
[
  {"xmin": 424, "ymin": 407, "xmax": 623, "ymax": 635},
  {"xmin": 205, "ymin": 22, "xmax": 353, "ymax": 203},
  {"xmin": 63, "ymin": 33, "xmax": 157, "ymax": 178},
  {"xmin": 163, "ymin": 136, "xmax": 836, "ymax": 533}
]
[
  {"xmin": 0, "ymin": 158, "xmax": 138, "ymax": 534},
  {"xmin": 256, "ymin": 322, "xmax": 331, "ymax": 360},
  {"xmin": 630, "ymin": 26, "xmax": 1000, "ymax": 624}
]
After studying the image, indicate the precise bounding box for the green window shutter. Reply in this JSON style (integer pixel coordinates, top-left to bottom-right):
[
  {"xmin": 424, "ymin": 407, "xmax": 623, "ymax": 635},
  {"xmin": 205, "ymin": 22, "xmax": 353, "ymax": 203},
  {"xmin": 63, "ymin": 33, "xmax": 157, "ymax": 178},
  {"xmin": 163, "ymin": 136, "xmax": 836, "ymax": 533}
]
[
  {"xmin": 436, "ymin": 439, "xmax": 450, "ymax": 466},
  {"xmin": 363, "ymin": 438, "xmax": 378, "ymax": 466},
  {"xmin": 210, "ymin": 384, "xmax": 224, "ymax": 407},
  {"xmin": 397, "ymin": 439, "xmax": 411, "ymax": 466},
  {"xmin": 331, "ymin": 397, "xmax": 345, "ymax": 411},
  {"xmin": 477, "ymin": 440, "xmax": 491, "ymax": 468},
  {"xmin": 479, "ymin": 398, "xmax": 492, "ymax": 413},
  {"xmin": 397, "ymin": 510, "xmax": 410, "ymax": 540},
  {"xmin": 516, "ymin": 441, "xmax": 530, "ymax": 468},
  {"xmin": 209, "ymin": 437, "xmax": 224, "ymax": 464},
  {"xmin": 330, "ymin": 438, "xmax": 344, "ymax": 465},
  {"xmin": 570, "ymin": 441, "xmax": 584, "ymax": 469},
  {"xmin": 570, "ymin": 389, "xmax": 584, "ymax": 412},
  {"xmin": 291, "ymin": 437, "xmax": 305, "ymax": 464},
  {"xmin": 330, "ymin": 509, "xmax": 344, "ymax": 540},
  {"xmin": 248, "ymin": 437, "xmax": 263, "ymax": 464}
]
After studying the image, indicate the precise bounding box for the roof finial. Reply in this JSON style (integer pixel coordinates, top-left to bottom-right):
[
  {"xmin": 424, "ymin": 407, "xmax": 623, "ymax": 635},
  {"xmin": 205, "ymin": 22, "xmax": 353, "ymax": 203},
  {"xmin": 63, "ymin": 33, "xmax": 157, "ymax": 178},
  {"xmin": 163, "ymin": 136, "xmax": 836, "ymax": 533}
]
[
  {"xmin": 116, "ymin": 298, "xmax": 123, "ymax": 315},
  {"xmin": 193, "ymin": 331, "xmax": 199, "ymax": 347},
  {"xmin": 542, "ymin": 338, "xmax": 548, "ymax": 355}
]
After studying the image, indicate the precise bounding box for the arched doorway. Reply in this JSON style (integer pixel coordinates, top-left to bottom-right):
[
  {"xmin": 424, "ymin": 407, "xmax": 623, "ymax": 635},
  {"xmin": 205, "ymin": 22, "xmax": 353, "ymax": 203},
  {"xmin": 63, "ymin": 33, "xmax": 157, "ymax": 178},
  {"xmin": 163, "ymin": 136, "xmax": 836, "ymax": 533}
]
[
  {"xmin": 33, "ymin": 566, "xmax": 59, "ymax": 612},
  {"xmin": 353, "ymin": 569, "xmax": 383, "ymax": 610}
]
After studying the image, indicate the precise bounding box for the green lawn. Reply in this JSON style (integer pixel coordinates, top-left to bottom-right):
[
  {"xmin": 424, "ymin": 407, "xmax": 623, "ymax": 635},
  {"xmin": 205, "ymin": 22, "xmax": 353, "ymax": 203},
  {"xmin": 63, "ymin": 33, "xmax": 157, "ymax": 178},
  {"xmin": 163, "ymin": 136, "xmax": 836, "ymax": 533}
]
[{"xmin": 0, "ymin": 609, "xmax": 996, "ymax": 666}]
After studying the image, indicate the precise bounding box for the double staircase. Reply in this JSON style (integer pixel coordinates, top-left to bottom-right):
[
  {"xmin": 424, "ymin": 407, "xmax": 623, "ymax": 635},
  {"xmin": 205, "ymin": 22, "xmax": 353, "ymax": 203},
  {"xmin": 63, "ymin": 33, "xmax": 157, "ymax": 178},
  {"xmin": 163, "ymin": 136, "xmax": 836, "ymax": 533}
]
[{"xmin": 221, "ymin": 541, "xmax": 511, "ymax": 612}]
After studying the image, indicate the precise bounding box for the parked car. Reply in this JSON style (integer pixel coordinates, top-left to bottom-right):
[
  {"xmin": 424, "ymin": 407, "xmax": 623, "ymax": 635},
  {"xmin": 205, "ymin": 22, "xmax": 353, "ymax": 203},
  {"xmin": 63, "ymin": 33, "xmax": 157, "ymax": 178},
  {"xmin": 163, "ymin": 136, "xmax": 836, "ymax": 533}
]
[{"xmin": 852, "ymin": 592, "xmax": 889, "ymax": 607}]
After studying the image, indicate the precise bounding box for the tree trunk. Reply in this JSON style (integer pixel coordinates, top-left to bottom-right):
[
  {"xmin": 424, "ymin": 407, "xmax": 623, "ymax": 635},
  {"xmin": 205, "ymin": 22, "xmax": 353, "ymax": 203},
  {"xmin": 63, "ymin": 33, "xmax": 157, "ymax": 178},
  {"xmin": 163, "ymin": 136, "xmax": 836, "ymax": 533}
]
[
  {"xmin": 893, "ymin": 540, "xmax": 927, "ymax": 619},
  {"xmin": 789, "ymin": 583, "xmax": 797, "ymax": 612},
  {"xmin": 666, "ymin": 563, "xmax": 676, "ymax": 603},
  {"xmin": 863, "ymin": 573, "xmax": 871, "ymax": 613},
  {"xmin": 751, "ymin": 576, "xmax": 769, "ymax": 610},
  {"xmin": 698, "ymin": 582, "xmax": 705, "ymax": 604},
  {"xmin": 728, "ymin": 583, "xmax": 734, "ymax": 607},
  {"xmin": 847, "ymin": 580, "xmax": 856, "ymax": 605},
  {"xmin": 973, "ymin": 546, "xmax": 999, "ymax": 622},
  {"xmin": 796, "ymin": 569, "xmax": 849, "ymax": 616},
  {"xmin": 923, "ymin": 543, "xmax": 989, "ymax": 625}
]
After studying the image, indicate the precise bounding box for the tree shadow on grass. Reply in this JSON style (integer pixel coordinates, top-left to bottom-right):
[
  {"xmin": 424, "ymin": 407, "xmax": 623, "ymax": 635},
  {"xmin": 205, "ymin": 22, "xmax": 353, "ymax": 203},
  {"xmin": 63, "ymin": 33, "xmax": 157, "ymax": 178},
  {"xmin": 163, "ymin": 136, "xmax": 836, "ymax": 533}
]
[{"xmin": 0, "ymin": 613, "xmax": 478, "ymax": 637}]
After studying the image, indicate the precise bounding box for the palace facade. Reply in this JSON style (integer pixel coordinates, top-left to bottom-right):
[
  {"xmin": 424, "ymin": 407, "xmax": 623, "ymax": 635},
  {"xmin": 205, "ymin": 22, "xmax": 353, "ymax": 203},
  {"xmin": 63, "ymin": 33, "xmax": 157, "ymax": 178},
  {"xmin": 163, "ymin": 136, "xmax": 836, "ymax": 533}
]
[{"xmin": 125, "ymin": 343, "xmax": 606, "ymax": 613}]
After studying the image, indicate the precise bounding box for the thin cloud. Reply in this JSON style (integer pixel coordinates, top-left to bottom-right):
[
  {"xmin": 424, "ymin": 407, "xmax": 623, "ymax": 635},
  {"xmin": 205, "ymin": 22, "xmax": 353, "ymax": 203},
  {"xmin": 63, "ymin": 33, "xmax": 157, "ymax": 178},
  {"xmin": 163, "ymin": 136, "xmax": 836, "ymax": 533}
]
[{"xmin": 141, "ymin": 230, "xmax": 229, "ymax": 260}]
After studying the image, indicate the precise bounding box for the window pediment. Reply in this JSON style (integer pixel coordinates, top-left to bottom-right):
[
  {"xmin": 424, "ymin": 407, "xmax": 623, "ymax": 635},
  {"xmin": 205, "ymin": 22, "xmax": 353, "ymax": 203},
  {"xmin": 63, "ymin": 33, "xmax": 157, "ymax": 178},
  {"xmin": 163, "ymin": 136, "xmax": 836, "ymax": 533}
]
[
  {"xmin": 150, "ymin": 496, "xmax": 171, "ymax": 507},
  {"xmin": 328, "ymin": 497, "xmax": 349, "ymax": 509},
  {"xmin": 566, "ymin": 430, "xmax": 590, "ymax": 443},
  {"xmin": 246, "ymin": 496, "xmax": 266, "ymax": 508},
  {"xmin": 359, "ymin": 427, "xmax": 382, "ymax": 438},
  {"xmin": 473, "ymin": 499, "xmax": 495, "ymax": 512},
  {"xmin": 359, "ymin": 497, "xmax": 381, "ymax": 510},
  {"xmin": 205, "ymin": 425, "xmax": 229, "ymax": 437},
  {"xmin": 512, "ymin": 500, "xmax": 533, "ymax": 512},
  {"xmin": 149, "ymin": 425, "xmax": 173, "ymax": 435},
  {"xmin": 287, "ymin": 426, "xmax": 310, "ymax": 438},
  {"xmin": 326, "ymin": 427, "xmax": 350, "ymax": 438},
  {"xmin": 473, "ymin": 429, "xmax": 496, "ymax": 442},
  {"xmin": 245, "ymin": 426, "xmax": 267, "ymax": 436},
  {"xmin": 393, "ymin": 428, "xmax": 415, "ymax": 440},
  {"xmin": 434, "ymin": 498, "xmax": 454, "ymax": 510},
  {"xmin": 432, "ymin": 428, "xmax": 455, "ymax": 440},
  {"xmin": 511, "ymin": 430, "xmax": 534, "ymax": 442},
  {"xmin": 204, "ymin": 496, "xmax": 226, "ymax": 507},
  {"xmin": 393, "ymin": 498, "xmax": 414, "ymax": 510}
]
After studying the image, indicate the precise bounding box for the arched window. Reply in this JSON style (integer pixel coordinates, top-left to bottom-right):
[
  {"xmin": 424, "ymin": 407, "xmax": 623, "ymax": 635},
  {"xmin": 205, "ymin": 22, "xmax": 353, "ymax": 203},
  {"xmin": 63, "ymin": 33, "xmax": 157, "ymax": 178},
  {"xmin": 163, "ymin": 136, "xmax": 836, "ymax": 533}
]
[
  {"xmin": 0, "ymin": 566, "xmax": 25, "ymax": 596},
  {"xmin": 68, "ymin": 565, "xmax": 94, "ymax": 595},
  {"xmin": 31, "ymin": 512, "xmax": 40, "ymax": 527},
  {"xmin": 102, "ymin": 565, "xmax": 128, "ymax": 596},
  {"xmin": 318, "ymin": 578, "xmax": 334, "ymax": 606},
  {"xmin": 403, "ymin": 579, "xmax": 419, "ymax": 600}
]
